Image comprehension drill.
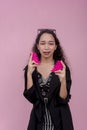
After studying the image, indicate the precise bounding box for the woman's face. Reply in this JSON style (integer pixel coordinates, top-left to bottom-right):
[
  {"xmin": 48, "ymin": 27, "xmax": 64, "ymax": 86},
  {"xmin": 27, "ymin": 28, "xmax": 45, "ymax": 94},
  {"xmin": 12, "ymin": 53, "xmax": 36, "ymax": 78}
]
[{"xmin": 37, "ymin": 33, "xmax": 57, "ymax": 58}]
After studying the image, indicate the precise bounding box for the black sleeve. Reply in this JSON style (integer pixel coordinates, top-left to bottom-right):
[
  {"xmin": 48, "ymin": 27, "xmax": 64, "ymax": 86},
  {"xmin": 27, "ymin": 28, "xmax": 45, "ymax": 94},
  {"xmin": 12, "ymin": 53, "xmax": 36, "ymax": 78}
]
[
  {"xmin": 23, "ymin": 65, "xmax": 37, "ymax": 104},
  {"xmin": 56, "ymin": 65, "xmax": 72, "ymax": 104}
]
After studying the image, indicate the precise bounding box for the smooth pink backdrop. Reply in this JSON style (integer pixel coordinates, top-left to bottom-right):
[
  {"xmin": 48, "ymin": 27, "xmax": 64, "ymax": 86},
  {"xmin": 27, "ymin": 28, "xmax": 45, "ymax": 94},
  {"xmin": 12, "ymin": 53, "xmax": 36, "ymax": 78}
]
[{"xmin": 0, "ymin": 0, "xmax": 87, "ymax": 130}]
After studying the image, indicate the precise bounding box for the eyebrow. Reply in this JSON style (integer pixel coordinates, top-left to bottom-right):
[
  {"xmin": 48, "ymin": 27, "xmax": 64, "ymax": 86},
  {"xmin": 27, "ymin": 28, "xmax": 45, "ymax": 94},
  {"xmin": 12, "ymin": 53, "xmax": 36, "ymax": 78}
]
[
  {"xmin": 40, "ymin": 40, "xmax": 55, "ymax": 42},
  {"xmin": 48, "ymin": 40, "xmax": 55, "ymax": 42},
  {"xmin": 39, "ymin": 41, "xmax": 45, "ymax": 42}
]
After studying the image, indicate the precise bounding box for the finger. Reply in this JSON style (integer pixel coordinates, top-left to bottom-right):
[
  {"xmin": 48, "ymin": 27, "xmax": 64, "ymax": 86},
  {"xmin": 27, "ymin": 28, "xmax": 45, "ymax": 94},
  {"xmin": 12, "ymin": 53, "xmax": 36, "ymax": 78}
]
[
  {"xmin": 55, "ymin": 73, "xmax": 61, "ymax": 77},
  {"xmin": 32, "ymin": 64, "xmax": 38, "ymax": 68},
  {"xmin": 55, "ymin": 72, "xmax": 61, "ymax": 77},
  {"xmin": 32, "ymin": 60, "xmax": 39, "ymax": 65},
  {"xmin": 29, "ymin": 52, "xmax": 33, "ymax": 61},
  {"xmin": 60, "ymin": 60, "xmax": 66, "ymax": 69},
  {"xmin": 28, "ymin": 52, "xmax": 33, "ymax": 64},
  {"xmin": 54, "ymin": 70, "xmax": 62, "ymax": 73}
]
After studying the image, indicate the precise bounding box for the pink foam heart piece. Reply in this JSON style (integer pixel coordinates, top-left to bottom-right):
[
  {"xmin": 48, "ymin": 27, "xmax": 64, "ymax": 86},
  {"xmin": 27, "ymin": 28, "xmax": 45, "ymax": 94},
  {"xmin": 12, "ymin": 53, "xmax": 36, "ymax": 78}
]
[
  {"xmin": 51, "ymin": 60, "xmax": 63, "ymax": 72},
  {"xmin": 32, "ymin": 52, "xmax": 40, "ymax": 64}
]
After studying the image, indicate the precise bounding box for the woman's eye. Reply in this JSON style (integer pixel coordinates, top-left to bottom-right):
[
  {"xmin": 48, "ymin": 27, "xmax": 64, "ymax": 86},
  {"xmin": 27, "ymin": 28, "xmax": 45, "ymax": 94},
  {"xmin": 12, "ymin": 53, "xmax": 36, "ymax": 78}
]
[
  {"xmin": 49, "ymin": 42, "xmax": 54, "ymax": 45},
  {"xmin": 40, "ymin": 42, "xmax": 45, "ymax": 45}
]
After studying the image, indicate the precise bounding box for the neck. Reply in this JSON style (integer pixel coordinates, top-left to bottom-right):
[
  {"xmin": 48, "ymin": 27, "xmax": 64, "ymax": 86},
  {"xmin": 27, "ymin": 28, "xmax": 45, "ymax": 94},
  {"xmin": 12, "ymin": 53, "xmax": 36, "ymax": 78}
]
[{"xmin": 40, "ymin": 56, "xmax": 54, "ymax": 64}]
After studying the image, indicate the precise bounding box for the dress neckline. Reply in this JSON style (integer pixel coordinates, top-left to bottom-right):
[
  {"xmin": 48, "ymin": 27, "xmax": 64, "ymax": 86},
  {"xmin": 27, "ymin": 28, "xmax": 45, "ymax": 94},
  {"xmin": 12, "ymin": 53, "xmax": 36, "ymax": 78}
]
[{"xmin": 35, "ymin": 67, "xmax": 53, "ymax": 80}]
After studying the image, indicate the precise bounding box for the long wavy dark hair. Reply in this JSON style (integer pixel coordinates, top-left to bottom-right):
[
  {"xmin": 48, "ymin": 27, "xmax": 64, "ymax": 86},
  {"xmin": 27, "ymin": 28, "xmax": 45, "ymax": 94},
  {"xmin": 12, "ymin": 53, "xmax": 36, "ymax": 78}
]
[{"xmin": 32, "ymin": 29, "xmax": 68, "ymax": 65}]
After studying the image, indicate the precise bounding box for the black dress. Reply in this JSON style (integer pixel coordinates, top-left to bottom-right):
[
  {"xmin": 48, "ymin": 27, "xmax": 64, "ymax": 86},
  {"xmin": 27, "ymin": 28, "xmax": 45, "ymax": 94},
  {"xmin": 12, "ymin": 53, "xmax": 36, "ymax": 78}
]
[
  {"xmin": 38, "ymin": 72, "xmax": 55, "ymax": 130},
  {"xmin": 23, "ymin": 66, "xmax": 74, "ymax": 130}
]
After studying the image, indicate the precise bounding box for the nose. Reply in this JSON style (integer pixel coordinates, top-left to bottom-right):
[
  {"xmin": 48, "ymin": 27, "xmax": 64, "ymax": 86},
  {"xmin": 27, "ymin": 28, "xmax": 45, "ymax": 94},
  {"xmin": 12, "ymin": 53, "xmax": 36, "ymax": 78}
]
[{"xmin": 44, "ymin": 43, "xmax": 49, "ymax": 49}]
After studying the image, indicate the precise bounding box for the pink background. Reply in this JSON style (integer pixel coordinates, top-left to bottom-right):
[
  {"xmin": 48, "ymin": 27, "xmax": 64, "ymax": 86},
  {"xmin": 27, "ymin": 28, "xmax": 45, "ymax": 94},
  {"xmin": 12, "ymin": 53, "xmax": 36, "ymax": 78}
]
[{"xmin": 0, "ymin": 0, "xmax": 87, "ymax": 130}]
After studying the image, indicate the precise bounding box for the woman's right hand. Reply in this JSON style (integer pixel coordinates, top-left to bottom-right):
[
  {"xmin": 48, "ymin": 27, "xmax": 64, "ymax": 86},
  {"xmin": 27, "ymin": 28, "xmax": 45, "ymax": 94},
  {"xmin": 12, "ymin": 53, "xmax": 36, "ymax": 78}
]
[{"xmin": 27, "ymin": 52, "xmax": 38, "ymax": 75}]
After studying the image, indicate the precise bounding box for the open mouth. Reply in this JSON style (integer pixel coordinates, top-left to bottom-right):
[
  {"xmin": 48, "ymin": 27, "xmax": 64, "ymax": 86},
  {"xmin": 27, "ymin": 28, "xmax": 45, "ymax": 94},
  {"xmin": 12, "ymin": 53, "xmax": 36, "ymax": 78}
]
[{"xmin": 43, "ymin": 52, "xmax": 51, "ymax": 55}]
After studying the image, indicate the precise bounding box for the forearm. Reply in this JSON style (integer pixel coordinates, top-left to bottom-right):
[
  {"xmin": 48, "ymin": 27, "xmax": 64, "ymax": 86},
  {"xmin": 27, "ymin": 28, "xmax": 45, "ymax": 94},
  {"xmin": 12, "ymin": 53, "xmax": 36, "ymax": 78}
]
[{"xmin": 59, "ymin": 77, "xmax": 67, "ymax": 99}]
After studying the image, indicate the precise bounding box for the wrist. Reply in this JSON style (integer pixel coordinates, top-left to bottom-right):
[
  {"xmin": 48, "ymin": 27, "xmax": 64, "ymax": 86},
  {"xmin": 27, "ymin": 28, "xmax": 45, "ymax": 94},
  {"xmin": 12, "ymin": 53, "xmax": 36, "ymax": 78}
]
[
  {"xmin": 61, "ymin": 77, "xmax": 66, "ymax": 84},
  {"xmin": 27, "ymin": 69, "xmax": 32, "ymax": 77}
]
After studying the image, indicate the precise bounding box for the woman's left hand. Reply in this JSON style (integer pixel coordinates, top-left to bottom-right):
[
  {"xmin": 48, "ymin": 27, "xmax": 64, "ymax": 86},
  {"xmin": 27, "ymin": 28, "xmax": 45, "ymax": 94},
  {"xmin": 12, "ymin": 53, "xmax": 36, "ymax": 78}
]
[{"xmin": 55, "ymin": 61, "xmax": 66, "ymax": 82}]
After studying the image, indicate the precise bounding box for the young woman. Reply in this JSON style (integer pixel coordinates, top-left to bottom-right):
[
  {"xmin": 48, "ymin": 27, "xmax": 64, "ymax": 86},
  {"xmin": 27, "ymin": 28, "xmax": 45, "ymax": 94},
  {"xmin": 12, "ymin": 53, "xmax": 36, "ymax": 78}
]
[{"xmin": 23, "ymin": 29, "xmax": 74, "ymax": 130}]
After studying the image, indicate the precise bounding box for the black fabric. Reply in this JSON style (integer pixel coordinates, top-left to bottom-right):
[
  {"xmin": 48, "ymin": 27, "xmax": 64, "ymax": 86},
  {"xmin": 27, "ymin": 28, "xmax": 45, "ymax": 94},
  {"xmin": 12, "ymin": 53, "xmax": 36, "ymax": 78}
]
[
  {"xmin": 38, "ymin": 72, "xmax": 54, "ymax": 130},
  {"xmin": 23, "ymin": 65, "xmax": 74, "ymax": 130}
]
